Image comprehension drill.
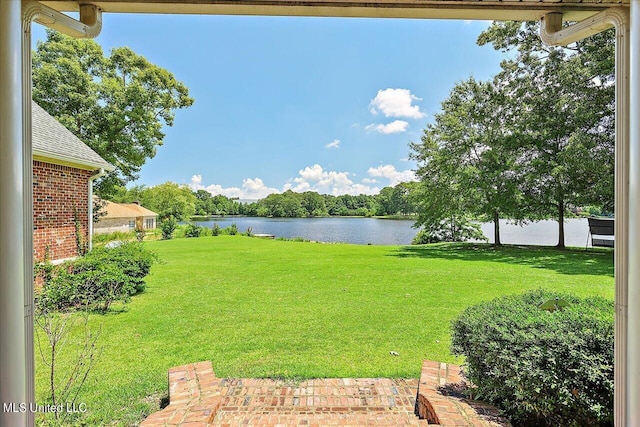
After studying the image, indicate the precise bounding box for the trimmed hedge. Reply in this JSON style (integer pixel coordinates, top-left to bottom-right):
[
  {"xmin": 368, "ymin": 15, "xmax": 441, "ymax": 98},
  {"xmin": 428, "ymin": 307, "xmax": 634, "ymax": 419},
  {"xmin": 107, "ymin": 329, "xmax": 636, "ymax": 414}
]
[{"xmin": 451, "ymin": 289, "xmax": 614, "ymax": 427}]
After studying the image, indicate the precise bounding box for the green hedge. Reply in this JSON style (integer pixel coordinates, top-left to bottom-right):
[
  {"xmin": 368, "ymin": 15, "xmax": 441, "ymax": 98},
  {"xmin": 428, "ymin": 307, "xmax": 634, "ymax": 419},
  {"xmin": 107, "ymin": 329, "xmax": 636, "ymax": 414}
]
[
  {"xmin": 451, "ymin": 289, "xmax": 614, "ymax": 426},
  {"xmin": 36, "ymin": 242, "xmax": 158, "ymax": 313}
]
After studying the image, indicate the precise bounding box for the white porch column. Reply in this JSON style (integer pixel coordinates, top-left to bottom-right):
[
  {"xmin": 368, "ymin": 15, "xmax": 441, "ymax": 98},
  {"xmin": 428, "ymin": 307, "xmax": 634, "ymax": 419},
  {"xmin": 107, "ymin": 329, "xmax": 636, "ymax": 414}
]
[
  {"xmin": 612, "ymin": 9, "xmax": 631, "ymax": 427},
  {"xmin": 0, "ymin": 0, "xmax": 28, "ymax": 426},
  {"xmin": 628, "ymin": 1, "xmax": 640, "ymax": 425},
  {"xmin": 22, "ymin": 4, "xmax": 36, "ymax": 425}
]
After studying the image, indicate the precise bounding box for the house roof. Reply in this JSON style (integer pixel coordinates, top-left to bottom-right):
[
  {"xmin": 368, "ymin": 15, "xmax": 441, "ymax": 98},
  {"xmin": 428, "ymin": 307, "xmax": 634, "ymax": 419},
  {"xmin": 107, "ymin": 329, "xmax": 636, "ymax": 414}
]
[
  {"xmin": 32, "ymin": 101, "xmax": 114, "ymax": 171},
  {"xmin": 101, "ymin": 199, "xmax": 158, "ymax": 219}
]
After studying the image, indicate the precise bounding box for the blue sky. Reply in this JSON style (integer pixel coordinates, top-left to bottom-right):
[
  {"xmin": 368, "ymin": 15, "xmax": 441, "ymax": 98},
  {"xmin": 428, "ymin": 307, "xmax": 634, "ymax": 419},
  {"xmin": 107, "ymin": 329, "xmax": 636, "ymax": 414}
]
[{"xmin": 33, "ymin": 14, "xmax": 506, "ymax": 199}]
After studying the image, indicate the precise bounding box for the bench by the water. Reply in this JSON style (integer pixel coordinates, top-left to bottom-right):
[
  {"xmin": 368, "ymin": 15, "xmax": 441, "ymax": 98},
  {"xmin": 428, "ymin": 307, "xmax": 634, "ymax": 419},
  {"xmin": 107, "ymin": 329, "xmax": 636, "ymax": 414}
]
[{"xmin": 587, "ymin": 217, "xmax": 614, "ymax": 248}]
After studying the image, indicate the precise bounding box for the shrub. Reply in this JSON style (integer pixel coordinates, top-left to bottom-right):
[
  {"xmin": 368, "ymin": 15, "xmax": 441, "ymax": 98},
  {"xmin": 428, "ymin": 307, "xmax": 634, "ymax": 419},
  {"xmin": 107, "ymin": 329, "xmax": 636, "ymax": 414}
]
[
  {"xmin": 412, "ymin": 218, "xmax": 486, "ymax": 244},
  {"xmin": 244, "ymin": 227, "xmax": 253, "ymax": 237},
  {"xmin": 211, "ymin": 223, "xmax": 221, "ymax": 236},
  {"xmin": 135, "ymin": 226, "xmax": 145, "ymax": 242},
  {"xmin": 184, "ymin": 222, "xmax": 202, "ymax": 238},
  {"xmin": 69, "ymin": 261, "xmax": 131, "ymax": 312},
  {"xmin": 160, "ymin": 216, "xmax": 177, "ymax": 240},
  {"xmin": 36, "ymin": 242, "xmax": 158, "ymax": 312},
  {"xmin": 451, "ymin": 289, "xmax": 614, "ymax": 426},
  {"xmin": 83, "ymin": 242, "xmax": 158, "ymax": 294},
  {"xmin": 228, "ymin": 223, "xmax": 238, "ymax": 235}
]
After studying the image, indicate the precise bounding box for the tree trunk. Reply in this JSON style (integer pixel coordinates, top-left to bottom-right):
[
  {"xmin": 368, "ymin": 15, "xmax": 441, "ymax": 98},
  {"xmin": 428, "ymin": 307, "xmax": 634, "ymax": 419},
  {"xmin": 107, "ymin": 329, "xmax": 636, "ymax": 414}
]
[
  {"xmin": 557, "ymin": 201, "xmax": 565, "ymax": 249},
  {"xmin": 493, "ymin": 211, "xmax": 501, "ymax": 246}
]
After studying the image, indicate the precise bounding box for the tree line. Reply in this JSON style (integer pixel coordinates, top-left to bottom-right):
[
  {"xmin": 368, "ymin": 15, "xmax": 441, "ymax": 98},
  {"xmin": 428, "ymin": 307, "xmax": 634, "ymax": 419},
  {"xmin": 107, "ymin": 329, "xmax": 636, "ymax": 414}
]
[{"xmin": 110, "ymin": 181, "xmax": 419, "ymax": 222}]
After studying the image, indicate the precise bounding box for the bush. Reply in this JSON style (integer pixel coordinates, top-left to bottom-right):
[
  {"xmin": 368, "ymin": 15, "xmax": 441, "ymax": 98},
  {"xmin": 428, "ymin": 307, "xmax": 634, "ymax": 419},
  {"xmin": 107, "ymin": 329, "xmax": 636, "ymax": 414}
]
[
  {"xmin": 451, "ymin": 290, "xmax": 614, "ymax": 426},
  {"xmin": 69, "ymin": 261, "xmax": 131, "ymax": 312},
  {"xmin": 211, "ymin": 223, "xmax": 221, "ymax": 236},
  {"xmin": 83, "ymin": 242, "xmax": 159, "ymax": 294},
  {"xmin": 412, "ymin": 218, "xmax": 486, "ymax": 244},
  {"xmin": 160, "ymin": 216, "xmax": 177, "ymax": 240},
  {"xmin": 36, "ymin": 242, "xmax": 158, "ymax": 313},
  {"xmin": 184, "ymin": 222, "xmax": 202, "ymax": 238},
  {"xmin": 135, "ymin": 227, "xmax": 145, "ymax": 242},
  {"xmin": 228, "ymin": 223, "xmax": 238, "ymax": 235}
]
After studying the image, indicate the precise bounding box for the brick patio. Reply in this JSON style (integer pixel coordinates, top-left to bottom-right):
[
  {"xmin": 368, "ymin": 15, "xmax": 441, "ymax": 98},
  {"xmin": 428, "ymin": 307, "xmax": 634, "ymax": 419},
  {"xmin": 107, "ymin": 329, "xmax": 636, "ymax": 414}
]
[{"xmin": 140, "ymin": 360, "xmax": 510, "ymax": 426}]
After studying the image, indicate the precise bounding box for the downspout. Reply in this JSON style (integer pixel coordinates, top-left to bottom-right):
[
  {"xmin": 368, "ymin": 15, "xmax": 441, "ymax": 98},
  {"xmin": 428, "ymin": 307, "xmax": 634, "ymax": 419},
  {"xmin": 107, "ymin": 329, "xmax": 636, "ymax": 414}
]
[
  {"xmin": 88, "ymin": 168, "xmax": 106, "ymax": 251},
  {"xmin": 540, "ymin": 8, "xmax": 631, "ymax": 427},
  {"xmin": 20, "ymin": 3, "xmax": 102, "ymax": 426},
  {"xmin": 23, "ymin": 1, "xmax": 103, "ymax": 40}
]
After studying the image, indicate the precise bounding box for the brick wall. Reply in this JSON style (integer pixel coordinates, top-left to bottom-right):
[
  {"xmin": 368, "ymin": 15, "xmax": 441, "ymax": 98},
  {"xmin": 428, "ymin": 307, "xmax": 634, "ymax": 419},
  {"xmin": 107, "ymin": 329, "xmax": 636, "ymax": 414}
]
[{"xmin": 33, "ymin": 161, "xmax": 93, "ymax": 262}]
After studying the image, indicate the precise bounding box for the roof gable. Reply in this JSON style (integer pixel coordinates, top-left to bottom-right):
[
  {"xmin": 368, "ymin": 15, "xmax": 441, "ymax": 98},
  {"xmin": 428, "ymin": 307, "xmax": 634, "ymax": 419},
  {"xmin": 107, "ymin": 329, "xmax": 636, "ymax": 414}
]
[
  {"xmin": 32, "ymin": 101, "xmax": 114, "ymax": 171},
  {"xmin": 102, "ymin": 200, "xmax": 158, "ymax": 219}
]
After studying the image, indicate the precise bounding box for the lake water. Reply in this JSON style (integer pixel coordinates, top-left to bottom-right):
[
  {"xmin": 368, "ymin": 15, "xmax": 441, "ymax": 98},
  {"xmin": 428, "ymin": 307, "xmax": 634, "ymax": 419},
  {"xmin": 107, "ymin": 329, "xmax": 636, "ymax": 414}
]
[{"xmin": 193, "ymin": 217, "xmax": 593, "ymax": 247}]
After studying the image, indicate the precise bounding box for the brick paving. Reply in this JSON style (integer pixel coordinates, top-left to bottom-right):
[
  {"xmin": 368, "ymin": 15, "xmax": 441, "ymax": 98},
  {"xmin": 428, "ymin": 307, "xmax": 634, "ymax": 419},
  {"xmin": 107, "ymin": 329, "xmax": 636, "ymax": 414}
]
[
  {"xmin": 213, "ymin": 377, "xmax": 424, "ymax": 426},
  {"xmin": 415, "ymin": 361, "xmax": 510, "ymax": 426},
  {"xmin": 140, "ymin": 360, "xmax": 510, "ymax": 427}
]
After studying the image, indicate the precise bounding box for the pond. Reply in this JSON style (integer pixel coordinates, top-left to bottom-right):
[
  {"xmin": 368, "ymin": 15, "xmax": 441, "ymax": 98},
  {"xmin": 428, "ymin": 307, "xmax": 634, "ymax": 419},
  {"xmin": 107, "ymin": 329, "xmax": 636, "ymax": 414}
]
[{"xmin": 192, "ymin": 217, "xmax": 594, "ymax": 247}]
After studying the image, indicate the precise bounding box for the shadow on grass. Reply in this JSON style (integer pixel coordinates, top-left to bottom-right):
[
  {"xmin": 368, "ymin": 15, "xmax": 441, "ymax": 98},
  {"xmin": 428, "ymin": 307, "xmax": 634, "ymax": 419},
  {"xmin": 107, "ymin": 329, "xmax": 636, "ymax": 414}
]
[{"xmin": 390, "ymin": 243, "xmax": 614, "ymax": 277}]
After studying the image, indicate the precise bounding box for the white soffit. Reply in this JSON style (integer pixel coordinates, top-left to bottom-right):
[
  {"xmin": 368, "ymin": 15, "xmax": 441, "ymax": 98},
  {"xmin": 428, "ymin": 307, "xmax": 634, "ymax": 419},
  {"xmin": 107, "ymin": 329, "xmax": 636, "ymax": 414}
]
[{"xmin": 40, "ymin": 0, "xmax": 628, "ymax": 22}]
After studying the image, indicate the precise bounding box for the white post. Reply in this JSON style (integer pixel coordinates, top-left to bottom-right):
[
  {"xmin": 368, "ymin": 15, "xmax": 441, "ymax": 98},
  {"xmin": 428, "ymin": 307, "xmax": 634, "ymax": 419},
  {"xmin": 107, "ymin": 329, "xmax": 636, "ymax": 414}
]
[
  {"xmin": 628, "ymin": 1, "xmax": 640, "ymax": 425},
  {"xmin": 612, "ymin": 9, "xmax": 631, "ymax": 427},
  {"xmin": 22, "ymin": 3, "xmax": 36, "ymax": 425},
  {"xmin": 0, "ymin": 1, "xmax": 28, "ymax": 426}
]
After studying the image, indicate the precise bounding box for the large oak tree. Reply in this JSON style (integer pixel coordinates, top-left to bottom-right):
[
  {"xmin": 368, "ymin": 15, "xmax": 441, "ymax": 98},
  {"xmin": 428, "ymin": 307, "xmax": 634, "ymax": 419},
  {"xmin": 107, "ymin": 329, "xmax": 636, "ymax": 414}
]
[{"xmin": 33, "ymin": 30, "xmax": 194, "ymax": 198}]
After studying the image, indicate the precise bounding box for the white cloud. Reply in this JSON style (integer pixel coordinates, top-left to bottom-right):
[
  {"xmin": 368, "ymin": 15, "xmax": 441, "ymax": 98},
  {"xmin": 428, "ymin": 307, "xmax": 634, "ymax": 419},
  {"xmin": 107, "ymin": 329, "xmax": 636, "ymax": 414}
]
[
  {"xmin": 365, "ymin": 120, "xmax": 409, "ymax": 134},
  {"xmin": 191, "ymin": 174, "xmax": 203, "ymax": 187},
  {"xmin": 298, "ymin": 164, "xmax": 325, "ymax": 181},
  {"xmin": 189, "ymin": 174, "xmax": 278, "ymax": 199},
  {"xmin": 191, "ymin": 164, "xmax": 420, "ymax": 199},
  {"xmin": 242, "ymin": 178, "xmax": 279, "ymax": 199},
  {"xmin": 190, "ymin": 167, "xmax": 381, "ymax": 199},
  {"xmin": 369, "ymin": 88, "xmax": 426, "ymax": 119},
  {"xmin": 289, "ymin": 164, "xmax": 379, "ymax": 196},
  {"xmin": 367, "ymin": 164, "xmax": 417, "ymax": 186},
  {"xmin": 325, "ymin": 139, "xmax": 341, "ymax": 149}
]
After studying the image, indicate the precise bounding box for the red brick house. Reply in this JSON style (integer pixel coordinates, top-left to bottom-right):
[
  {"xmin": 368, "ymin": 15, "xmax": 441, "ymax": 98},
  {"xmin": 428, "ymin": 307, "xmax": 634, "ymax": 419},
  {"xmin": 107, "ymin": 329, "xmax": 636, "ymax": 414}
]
[{"xmin": 32, "ymin": 101, "xmax": 114, "ymax": 263}]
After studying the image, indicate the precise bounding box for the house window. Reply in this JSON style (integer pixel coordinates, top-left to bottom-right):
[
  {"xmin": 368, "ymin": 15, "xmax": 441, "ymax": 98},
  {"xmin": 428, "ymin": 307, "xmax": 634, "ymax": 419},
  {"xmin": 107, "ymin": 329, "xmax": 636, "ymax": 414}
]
[
  {"xmin": 128, "ymin": 220, "xmax": 135, "ymax": 230},
  {"xmin": 145, "ymin": 218, "xmax": 154, "ymax": 229}
]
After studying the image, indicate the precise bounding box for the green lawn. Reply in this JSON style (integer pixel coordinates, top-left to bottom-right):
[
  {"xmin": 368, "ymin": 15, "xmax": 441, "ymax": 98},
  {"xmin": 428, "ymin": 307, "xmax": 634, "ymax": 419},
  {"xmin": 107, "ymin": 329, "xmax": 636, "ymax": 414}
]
[{"xmin": 35, "ymin": 237, "xmax": 614, "ymax": 425}]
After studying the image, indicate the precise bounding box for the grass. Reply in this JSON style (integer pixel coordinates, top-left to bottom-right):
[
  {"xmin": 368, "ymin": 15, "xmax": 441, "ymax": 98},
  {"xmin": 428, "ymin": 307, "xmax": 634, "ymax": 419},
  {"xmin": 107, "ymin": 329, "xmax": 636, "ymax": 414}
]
[{"xmin": 35, "ymin": 237, "xmax": 614, "ymax": 425}]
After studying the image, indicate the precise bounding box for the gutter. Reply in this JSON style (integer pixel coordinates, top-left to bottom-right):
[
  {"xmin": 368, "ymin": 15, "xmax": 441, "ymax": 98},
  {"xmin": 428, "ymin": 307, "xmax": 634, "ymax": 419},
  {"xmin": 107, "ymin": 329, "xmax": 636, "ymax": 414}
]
[
  {"xmin": 88, "ymin": 168, "xmax": 106, "ymax": 251},
  {"xmin": 539, "ymin": 8, "xmax": 627, "ymax": 47},
  {"xmin": 33, "ymin": 150, "xmax": 114, "ymax": 172},
  {"xmin": 23, "ymin": 1, "xmax": 102, "ymax": 39}
]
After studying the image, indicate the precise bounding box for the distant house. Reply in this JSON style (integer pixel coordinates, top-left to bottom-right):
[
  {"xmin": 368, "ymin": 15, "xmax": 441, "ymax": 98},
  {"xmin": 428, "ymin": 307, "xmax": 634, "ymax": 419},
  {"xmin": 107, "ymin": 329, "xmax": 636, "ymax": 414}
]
[
  {"xmin": 94, "ymin": 200, "xmax": 158, "ymax": 234},
  {"xmin": 32, "ymin": 101, "xmax": 114, "ymax": 263}
]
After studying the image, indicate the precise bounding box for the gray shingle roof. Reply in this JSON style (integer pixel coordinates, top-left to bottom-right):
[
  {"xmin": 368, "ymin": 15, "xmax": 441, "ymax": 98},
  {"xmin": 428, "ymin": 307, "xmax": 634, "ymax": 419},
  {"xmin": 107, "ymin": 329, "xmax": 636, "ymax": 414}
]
[{"xmin": 32, "ymin": 101, "xmax": 114, "ymax": 171}]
